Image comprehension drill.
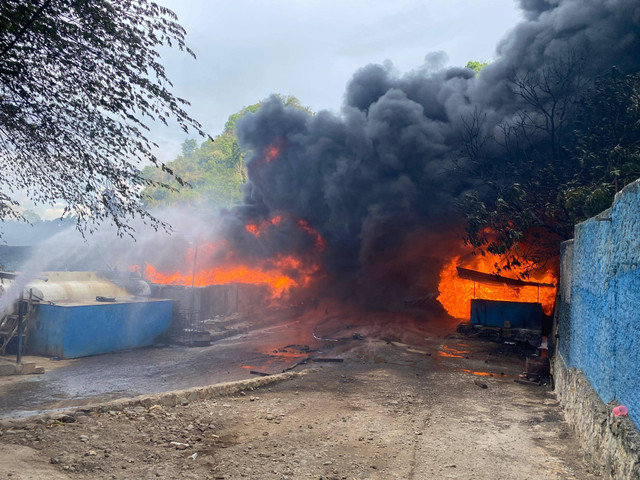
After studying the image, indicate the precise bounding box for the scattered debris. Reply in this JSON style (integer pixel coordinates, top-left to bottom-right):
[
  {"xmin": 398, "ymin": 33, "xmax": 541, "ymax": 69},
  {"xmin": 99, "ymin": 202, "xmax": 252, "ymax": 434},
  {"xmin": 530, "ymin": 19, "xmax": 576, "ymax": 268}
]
[
  {"xmin": 312, "ymin": 328, "xmax": 341, "ymax": 342},
  {"xmin": 311, "ymin": 358, "xmax": 343, "ymax": 363},
  {"xmin": 525, "ymin": 357, "xmax": 550, "ymax": 377},
  {"xmin": 49, "ymin": 414, "xmax": 75, "ymax": 425},
  {"xmin": 281, "ymin": 358, "xmax": 309, "ymax": 373},
  {"xmin": 280, "ymin": 344, "xmax": 311, "ymax": 353},
  {"xmin": 406, "ymin": 347, "xmax": 429, "ymax": 356},
  {"xmin": 514, "ymin": 377, "xmax": 543, "ymax": 387},
  {"xmin": 250, "ymin": 370, "xmax": 271, "ymax": 377},
  {"xmin": 170, "ymin": 442, "xmax": 189, "ymax": 450},
  {"xmin": 473, "ymin": 379, "xmax": 488, "ymax": 389}
]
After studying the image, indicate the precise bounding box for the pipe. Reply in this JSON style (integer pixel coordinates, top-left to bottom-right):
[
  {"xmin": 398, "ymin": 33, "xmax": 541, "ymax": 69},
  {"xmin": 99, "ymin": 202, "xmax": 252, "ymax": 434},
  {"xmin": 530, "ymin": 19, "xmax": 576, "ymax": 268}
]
[{"xmin": 16, "ymin": 290, "xmax": 24, "ymax": 364}]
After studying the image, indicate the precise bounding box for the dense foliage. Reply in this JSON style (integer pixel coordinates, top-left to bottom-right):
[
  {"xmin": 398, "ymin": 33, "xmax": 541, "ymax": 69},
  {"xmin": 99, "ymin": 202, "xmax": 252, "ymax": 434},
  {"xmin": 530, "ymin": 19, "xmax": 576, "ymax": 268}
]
[
  {"xmin": 142, "ymin": 95, "xmax": 312, "ymax": 210},
  {"xmin": 460, "ymin": 65, "xmax": 640, "ymax": 274},
  {"xmin": 465, "ymin": 60, "xmax": 489, "ymax": 75},
  {"xmin": 565, "ymin": 70, "xmax": 640, "ymax": 220},
  {"xmin": 0, "ymin": 0, "xmax": 203, "ymax": 235}
]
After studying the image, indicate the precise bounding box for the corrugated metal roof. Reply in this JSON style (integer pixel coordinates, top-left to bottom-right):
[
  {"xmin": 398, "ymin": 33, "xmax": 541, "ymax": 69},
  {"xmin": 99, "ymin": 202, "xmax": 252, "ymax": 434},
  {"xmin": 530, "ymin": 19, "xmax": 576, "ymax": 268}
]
[{"xmin": 456, "ymin": 267, "xmax": 555, "ymax": 288}]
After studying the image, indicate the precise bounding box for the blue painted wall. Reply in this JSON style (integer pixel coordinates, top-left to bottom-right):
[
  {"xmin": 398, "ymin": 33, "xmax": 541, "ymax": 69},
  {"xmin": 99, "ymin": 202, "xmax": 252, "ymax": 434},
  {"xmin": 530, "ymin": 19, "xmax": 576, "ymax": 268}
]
[
  {"xmin": 559, "ymin": 179, "xmax": 640, "ymax": 428},
  {"xmin": 29, "ymin": 300, "xmax": 172, "ymax": 358}
]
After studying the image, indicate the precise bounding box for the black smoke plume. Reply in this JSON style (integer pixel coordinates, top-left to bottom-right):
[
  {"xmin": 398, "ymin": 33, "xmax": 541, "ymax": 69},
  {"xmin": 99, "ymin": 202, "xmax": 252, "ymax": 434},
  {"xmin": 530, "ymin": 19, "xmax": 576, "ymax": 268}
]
[{"xmin": 213, "ymin": 0, "xmax": 640, "ymax": 308}]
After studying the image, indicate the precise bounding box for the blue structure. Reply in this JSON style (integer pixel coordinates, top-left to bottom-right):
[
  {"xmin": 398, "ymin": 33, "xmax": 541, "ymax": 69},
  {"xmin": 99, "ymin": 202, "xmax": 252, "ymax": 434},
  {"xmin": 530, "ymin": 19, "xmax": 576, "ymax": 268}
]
[
  {"xmin": 29, "ymin": 300, "xmax": 172, "ymax": 358},
  {"xmin": 558, "ymin": 179, "xmax": 640, "ymax": 429},
  {"xmin": 470, "ymin": 299, "xmax": 542, "ymax": 330}
]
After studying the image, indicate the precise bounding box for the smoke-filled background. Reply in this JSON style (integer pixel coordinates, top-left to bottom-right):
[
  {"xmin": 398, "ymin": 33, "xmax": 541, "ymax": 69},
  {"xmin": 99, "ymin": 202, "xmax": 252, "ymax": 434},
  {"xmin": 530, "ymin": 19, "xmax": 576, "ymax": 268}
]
[
  {"xmin": 3, "ymin": 0, "xmax": 639, "ymax": 314},
  {"xmin": 210, "ymin": 0, "xmax": 640, "ymax": 305}
]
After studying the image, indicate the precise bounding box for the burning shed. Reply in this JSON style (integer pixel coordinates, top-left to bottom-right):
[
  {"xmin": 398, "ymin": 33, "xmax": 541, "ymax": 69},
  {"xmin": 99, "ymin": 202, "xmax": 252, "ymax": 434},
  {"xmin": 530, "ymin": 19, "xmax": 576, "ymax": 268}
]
[
  {"xmin": 437, "ymin": 249, "xmax": 557, "ymax": 321},
  {"xmin": 450, "ymin": 266, "xmax": 555, "ymax": 332}
]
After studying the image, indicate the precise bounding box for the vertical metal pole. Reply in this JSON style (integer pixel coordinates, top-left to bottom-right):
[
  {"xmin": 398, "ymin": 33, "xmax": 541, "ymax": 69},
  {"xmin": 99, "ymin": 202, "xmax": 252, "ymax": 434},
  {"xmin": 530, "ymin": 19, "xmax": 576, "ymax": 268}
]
[
  {"xmin": 16, "ymin": 290, "xmax": 24, "ymax": 364},
  {"xmin": 191, "ymin": 244, "xmax": 198, "ymax": 288},
  {"xmin": 190, "ymin": 244, "xmax": 199, "ymax": 345}
]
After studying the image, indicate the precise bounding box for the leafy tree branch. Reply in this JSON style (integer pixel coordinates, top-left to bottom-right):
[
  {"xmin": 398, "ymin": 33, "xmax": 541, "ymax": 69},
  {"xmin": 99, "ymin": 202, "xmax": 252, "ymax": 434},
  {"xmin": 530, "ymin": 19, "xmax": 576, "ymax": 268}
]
[{"xmin": 0, "ymin": 0, "xmax": 205, "ymax": 236}]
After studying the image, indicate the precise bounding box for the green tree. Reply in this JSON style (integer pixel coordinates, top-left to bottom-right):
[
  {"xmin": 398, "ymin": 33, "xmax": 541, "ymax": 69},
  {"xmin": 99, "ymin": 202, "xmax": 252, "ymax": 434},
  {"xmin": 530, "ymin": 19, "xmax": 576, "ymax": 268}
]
[
  {"xmin": 143, "ymin": 95, "xmax": 313, "ymax": 210},
  {"xmin": 459, "ymin": 63, "xmax": 640, "ymax": 276},
  {"xmin": 0, "ymin": 0, "xmax": 203, "ymax": 235},
  {"xmin": 563, "ymin": 69, "xmax": 640, "ymax": 221},
  {"xmin": 465, "ymin": 60, "xmax": 489, "ymax": 75},
  {"xmin": 181, "ymin": 139, "xmax": 198, "ymax": 157}
]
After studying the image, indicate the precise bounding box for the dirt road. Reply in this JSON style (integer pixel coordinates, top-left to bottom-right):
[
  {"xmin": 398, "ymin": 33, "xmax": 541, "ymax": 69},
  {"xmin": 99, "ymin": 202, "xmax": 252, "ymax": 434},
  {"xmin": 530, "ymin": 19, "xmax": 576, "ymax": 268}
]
[{"xmin": 0, "ymin": 335, "xmax": 598, "ymax": 479}]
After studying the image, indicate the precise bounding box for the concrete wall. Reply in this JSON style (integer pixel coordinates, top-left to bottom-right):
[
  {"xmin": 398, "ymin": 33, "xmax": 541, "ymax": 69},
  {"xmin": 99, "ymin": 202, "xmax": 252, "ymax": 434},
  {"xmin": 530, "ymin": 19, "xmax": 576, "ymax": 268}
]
[
  {"xmin": 555, "ymin": 179, "xmax": 640, "ymax": 477},
  {"xmin": 554, "ymin": 357, "xmax": 640, "ymax": 479},
  {"xmin": 558, "ymin": 179, "xmax": 640, "ymax": 427},
  {"xmin": 555, "ymin": 240, "xmax": 573, "ymax": 361}
]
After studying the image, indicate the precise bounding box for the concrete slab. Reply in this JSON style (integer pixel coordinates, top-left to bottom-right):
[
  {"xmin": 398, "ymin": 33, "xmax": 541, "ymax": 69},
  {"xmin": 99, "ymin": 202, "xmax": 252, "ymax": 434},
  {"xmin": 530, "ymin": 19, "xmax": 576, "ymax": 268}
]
[
  {"xmin": 0, "ymin": 363, "xmax": 17, "ymax": 376},
  {"xmin": 0, "ymin": 359, "xmax": 46, "ymax": 376}
]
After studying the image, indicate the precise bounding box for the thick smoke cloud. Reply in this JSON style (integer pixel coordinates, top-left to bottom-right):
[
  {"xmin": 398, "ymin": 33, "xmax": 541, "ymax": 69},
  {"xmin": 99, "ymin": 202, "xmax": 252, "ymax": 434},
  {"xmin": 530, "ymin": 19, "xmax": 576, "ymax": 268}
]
[
  {"xmin": 10, "ymin": 0, "xmax": 633, "ymax": 311},
  {"xmin": 222, "ymin": 0, "xmax": 640, "ymax": 307}
]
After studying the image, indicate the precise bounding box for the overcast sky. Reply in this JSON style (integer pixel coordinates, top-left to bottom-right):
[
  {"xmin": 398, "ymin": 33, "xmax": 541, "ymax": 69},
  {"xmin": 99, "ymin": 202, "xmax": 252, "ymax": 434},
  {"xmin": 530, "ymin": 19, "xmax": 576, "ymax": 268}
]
[
  {"xmin": 14, "ymin": 0, "xmax": 524, "ymax": 220},
  {"xmin": 151, "ymin": 0, "xmax": 524, "ymax": 162}
]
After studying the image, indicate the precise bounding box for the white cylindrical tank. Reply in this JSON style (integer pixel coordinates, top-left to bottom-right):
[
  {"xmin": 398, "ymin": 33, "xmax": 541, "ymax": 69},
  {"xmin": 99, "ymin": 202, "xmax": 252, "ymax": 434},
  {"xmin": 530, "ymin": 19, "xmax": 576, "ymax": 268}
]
[{"xmin": 25, "ymin": 272, "xmax": 130, "ymax": 302}]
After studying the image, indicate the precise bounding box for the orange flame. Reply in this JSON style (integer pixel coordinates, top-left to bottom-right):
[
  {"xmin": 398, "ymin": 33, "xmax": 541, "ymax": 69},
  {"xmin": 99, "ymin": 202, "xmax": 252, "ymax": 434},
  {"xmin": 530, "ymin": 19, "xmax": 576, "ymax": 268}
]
[
  {"xmin": 297, "ymin": 219, "xmax": 326, "ymax": 251},
  {"xmin": 264, "ymin": 144, "xmax": 280, "ymax": 163},
  {"xmin": 245, "ymin": 215, "xmax": 283, "ymax": 237},
  {"xmin": 458, "ymin": 369, "xmax": 494, "ymax": 377},
  {"xmin": 437, "ymin": 345, "xmax": 470, "ymax": 358},
  {"xmin": 141, "ymin": 251, "xmax": 317, "ymax": 299},
  {"xmin": 136, "ymin": 217, "xmax": 325, "ymax": 300},
  {"xmin": 437, "ymin": 250, "xmax": 557, "ymax": 319}
]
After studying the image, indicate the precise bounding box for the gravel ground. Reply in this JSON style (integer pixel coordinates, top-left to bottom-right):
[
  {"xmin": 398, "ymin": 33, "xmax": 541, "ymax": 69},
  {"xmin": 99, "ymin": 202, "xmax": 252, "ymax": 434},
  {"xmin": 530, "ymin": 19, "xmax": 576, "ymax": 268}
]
[{"xmin": 0, "ymin": 335, "xmax": 599, "ymax": 480}]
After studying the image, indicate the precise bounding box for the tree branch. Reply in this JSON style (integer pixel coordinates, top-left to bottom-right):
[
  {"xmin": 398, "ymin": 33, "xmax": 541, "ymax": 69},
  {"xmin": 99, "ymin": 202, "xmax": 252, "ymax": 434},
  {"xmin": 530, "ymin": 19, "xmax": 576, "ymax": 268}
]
[{"xmin": 0, "ymin": 0, "xmax": 53, "ymax": 59}]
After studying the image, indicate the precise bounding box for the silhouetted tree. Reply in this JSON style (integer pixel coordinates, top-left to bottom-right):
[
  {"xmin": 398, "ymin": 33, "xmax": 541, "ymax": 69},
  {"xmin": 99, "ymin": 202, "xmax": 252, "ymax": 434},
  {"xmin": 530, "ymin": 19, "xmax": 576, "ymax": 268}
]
[{"xmin": 0, "ymin": 0, "xmax": 204, "ymax": 235}]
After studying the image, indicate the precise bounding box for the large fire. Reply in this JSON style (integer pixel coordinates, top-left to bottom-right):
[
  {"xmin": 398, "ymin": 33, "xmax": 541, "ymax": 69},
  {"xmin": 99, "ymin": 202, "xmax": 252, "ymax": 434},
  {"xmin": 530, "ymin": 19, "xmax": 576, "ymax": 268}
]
[
  {"xmin": 437, "ymin": 250, "xmax": 557, "ymax": 319},
  {"xmin": 142, "ymin": 254, "xmax": 312, "ymax": 296},
  {"xmin": 132, "ymin": 140, "xmax": 327, "ymax": 300},
  {"xmin": 135, "ymin": 216, "xmax": 324, "ymax": 300}
]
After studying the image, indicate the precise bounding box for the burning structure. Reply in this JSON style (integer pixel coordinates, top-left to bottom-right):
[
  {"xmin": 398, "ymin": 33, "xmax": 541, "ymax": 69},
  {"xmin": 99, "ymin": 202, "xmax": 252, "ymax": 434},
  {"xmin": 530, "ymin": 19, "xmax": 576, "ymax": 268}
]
[
  {"xmin": 127, "ymin": 0, "xmax": 639, "ymax": 335},
  {"xmin": 2, "ymin": 0, "xmax": 638, "ymax": 357}
]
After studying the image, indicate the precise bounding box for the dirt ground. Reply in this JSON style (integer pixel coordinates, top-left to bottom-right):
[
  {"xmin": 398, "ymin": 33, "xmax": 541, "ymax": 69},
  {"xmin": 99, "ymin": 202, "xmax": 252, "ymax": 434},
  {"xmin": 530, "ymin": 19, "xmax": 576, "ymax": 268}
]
[{"xmin": 0, "ymin": 334, "xmax": 599, "ymax": 480}]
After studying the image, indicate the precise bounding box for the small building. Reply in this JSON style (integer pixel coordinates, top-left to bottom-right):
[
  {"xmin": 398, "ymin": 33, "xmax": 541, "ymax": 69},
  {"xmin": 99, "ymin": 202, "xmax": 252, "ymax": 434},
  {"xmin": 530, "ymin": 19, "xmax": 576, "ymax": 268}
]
[{"xmin": 2, "ymin": 271, "xmax": 172, "ymax": 359}]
